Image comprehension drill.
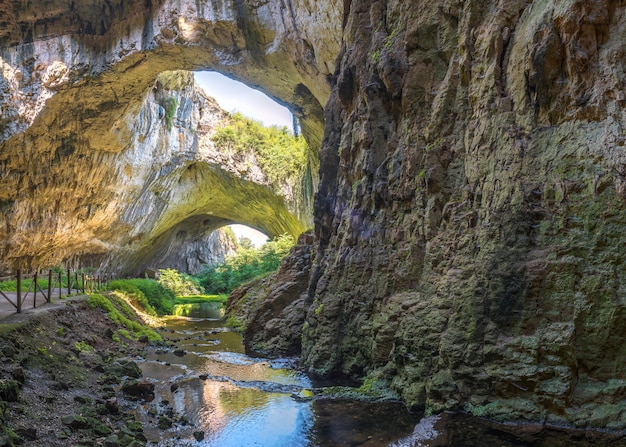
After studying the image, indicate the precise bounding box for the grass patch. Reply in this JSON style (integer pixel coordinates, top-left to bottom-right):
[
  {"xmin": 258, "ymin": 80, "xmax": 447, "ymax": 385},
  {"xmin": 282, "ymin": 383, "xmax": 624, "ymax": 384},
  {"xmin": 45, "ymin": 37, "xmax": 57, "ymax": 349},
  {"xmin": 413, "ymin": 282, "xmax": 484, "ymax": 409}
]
[
  {"xmin": 87, "ymin": 294, "xmax": 161, "ymax": 342},
  {"xmin": 74, "ymin": 341, "xmax": 94, "ymax": 353},
  {"xmin": 107, "ymin": 279, "xmax": 175, "ymax": 316},
  {"xmin": 174, "ymin": 295, "xmax": 228, "ymax": 305},
  {"xmin": 0, "ymin": 323, "xmax": 26, "ymax": 335},
  {"xmin": 0, "ymin": 277, "xmax": 54, "ymax": 292}
]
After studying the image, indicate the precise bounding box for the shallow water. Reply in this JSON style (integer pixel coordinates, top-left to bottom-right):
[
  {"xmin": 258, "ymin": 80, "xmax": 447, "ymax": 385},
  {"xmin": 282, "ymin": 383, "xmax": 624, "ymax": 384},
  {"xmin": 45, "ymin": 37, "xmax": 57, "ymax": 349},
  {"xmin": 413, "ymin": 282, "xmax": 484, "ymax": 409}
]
[{"xmin": 134, "ymin": 308, "xmax": 626, "ymax": 447}]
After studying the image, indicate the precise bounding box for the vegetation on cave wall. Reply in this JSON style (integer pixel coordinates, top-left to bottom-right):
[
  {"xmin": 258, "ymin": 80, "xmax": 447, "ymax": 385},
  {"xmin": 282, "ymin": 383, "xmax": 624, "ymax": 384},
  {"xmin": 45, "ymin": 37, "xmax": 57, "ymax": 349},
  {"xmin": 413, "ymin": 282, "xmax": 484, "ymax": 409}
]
[
  {"xmin": 212, "ymin": 112, "xmax": 309, "ymax": 188},
  {"xmin": 196, "ymin": 234, "xmax": 295, "ymax": 294}
]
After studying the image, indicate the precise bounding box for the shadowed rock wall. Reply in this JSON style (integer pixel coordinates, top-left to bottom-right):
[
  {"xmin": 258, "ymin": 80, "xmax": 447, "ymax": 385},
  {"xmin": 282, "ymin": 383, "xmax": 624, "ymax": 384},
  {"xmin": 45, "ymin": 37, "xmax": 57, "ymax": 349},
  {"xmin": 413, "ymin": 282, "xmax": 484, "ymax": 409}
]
[{"xmin": 298, "ymin": 0, "xmax": 626, "ymax": 428}]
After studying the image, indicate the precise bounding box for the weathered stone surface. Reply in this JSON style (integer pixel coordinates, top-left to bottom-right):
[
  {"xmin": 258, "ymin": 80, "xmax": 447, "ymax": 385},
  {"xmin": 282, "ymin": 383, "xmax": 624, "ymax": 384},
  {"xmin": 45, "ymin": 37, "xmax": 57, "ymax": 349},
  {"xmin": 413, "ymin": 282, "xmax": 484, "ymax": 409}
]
[
  {"xmin": 227, "ymin": 231, "xmax": 314, "ymax": 355},
  {"xmin": 300, "ymin": 0, "xmax": 626, "ymax": 430},
  {"xmin": 0, "ymin": 70, "xmax": 307, "ymax": 275},
  {"xmin": 0, "ymin": 0, "xmax": 339, "ymax": 273}
]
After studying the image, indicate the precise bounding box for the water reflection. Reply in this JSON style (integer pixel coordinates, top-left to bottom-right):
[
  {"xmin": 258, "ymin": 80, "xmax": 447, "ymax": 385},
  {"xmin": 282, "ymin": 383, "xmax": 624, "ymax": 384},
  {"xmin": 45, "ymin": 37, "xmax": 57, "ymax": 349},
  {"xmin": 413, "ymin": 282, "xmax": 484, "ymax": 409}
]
[{"xmin": 136, "ymin": 313, "xmax": 626, "ymax": 447}]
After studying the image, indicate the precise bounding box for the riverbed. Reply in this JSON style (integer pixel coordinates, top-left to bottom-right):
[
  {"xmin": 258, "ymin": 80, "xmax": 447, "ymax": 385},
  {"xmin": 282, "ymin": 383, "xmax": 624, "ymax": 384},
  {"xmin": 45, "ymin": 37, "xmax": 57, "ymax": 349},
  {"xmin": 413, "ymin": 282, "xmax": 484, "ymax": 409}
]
[{"xmin": 133, "ymin": 305, "xmax": 626, "ymax": 447}]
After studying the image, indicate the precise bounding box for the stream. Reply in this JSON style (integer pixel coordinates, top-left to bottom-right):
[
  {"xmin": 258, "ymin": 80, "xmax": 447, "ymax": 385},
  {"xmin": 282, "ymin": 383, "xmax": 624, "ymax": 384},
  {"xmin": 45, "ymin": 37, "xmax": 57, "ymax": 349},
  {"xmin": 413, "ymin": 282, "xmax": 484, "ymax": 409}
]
[{"xmin": 133, "ymin": 304, "xmax": 625, "ymax": 447}]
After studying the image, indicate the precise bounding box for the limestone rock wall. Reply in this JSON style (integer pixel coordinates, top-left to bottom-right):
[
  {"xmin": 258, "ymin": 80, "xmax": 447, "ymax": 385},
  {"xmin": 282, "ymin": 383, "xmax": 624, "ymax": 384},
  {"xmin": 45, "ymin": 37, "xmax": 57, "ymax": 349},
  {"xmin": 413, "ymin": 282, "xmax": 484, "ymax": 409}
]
[
  {"xmin": 227, "ymin": 231, "xmax": 314, "ymax": 356},
  {"xmin": 301, "ymin": 0, "xmax": 626, "ymax": 429},
  {"xmin": 0, "ymin": 69, "xmax": 305, "ymax": 274},
  {"xmin": 143, "ymin": 222, "xmax": 238, "ymax": 275},
  {"xmin": 0, "ymin": 0, "xmax": 341, "ymax": 273}
]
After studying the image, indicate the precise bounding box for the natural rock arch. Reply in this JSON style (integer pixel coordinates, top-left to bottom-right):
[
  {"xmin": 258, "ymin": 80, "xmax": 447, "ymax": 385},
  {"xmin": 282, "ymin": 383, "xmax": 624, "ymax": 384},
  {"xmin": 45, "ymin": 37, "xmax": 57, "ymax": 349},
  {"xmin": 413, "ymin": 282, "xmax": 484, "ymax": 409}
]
[{"xmin": 0, "ymin": 0, "xmax": 341, "ymax": 271}]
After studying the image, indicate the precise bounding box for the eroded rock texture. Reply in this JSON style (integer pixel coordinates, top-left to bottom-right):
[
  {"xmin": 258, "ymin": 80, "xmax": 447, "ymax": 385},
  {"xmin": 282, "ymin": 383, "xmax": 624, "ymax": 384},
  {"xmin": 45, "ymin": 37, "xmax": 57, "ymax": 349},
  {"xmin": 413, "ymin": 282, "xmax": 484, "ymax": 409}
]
[
  {"xmin": 299, "ymin": 0, "xmax": 626, "ymax": 429},
  {"xmin": 0, "ymin": 0, "xmax": 341, "ymax": 272},
  {"xmin": 228, "ymin": 231, "xmax": 314, "ymax": 355},
  {"xmin": 2, "ymin": 0, "xmax": 626, "ymax": 430}
]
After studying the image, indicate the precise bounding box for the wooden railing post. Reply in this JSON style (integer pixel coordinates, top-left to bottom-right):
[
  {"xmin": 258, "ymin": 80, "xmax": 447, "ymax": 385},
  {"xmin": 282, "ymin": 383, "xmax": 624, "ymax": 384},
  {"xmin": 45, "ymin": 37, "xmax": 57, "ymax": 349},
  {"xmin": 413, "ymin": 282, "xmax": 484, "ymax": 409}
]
[
  {"xmin": 75, "ymin": 271, "xmax": 79, "ymax": 293},
  {"xmin": 67, "ymin": 268, "xmax": 71, "ymax": 295},
  {"xmin": 16, "ymin": 270, "xmax": 22, "ymax": 313},
  {"xmin": 58, "ymin": 271, "xmax": 62, "ymax": 298},
  {"xmin": 33, "ymin": 272, "xmax": 38, "ymax": 308},
  {"xmin": 81, "ymin": 273, "xmax": 85, "ymax": 293},
  {"xmin": 47, "ymin": 270, "xmax": 53, "ymax": 303}
]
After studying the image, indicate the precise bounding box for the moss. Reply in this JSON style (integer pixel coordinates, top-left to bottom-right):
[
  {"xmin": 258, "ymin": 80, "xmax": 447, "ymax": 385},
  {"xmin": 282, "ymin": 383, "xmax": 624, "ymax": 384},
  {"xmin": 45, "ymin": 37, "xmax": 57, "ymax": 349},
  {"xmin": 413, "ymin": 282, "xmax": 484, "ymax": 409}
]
[
  {"xmin": 163, "ymin": 97, "xmax": 178, "ymax": 130},
  {"xmin": 87, "ymin": 294, "xmax": 161, "ymax": 342},
  {"xmin": 74, "ymin": 341, "xmax": 94, "ymax": 353},
  {"xmin": 225, "ymin": 316, "xmax": 244, "ymax": 332},
  {"xmin": 156, "ymin": 70, "xmax": 193, "ymax": 91}
]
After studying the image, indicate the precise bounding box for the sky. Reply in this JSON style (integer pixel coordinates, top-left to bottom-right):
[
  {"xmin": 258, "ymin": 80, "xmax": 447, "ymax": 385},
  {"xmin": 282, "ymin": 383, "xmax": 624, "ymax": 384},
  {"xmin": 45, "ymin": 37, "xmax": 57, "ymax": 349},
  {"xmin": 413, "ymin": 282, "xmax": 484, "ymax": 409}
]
[
  {"xmin": 194, "ymin": 71, "xmax": 293, "ymax": 128},
  {"xmin": 194, "ymin": 71, "xmax": 289, "ymax": 246},
  {"xmin": 229, "ymin": 224, "xmax": 269, "ymax": 248}
]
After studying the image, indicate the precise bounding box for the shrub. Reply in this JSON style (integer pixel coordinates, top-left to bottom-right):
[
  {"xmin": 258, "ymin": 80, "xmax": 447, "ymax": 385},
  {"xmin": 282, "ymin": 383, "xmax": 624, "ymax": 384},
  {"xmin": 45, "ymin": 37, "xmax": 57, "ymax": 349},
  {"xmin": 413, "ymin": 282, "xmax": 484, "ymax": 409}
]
[
  {"xmin": 195, "ymin": 234, "xmax": 295, "ymax": 294},
  {"xmin": 157, "ymin": 268, "xmax": 201, "ymax": 297},
  {"xmin": 107, "ymin": 279, "xmax": 175, "ymax": 316},
  {"xmin": 211, "ymin": 112, "xmax": 308, "ymax": 188}
]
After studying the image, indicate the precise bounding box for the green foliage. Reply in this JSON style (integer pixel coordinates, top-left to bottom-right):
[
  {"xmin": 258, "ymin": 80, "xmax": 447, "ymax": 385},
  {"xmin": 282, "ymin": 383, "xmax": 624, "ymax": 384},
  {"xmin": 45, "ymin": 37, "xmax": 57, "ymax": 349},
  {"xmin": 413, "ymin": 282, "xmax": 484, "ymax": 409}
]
[
  {"xmin": 211, "ymin": 112, "xmax": 308, "ymax": 187},
  {"xmin": 157, "ymin": 268, "xmax": 201, "ymax": 297},
  {"xmin": 195, "ymin": 234, "xmax": 295, "ymax": 294},
  {"xmin": 107, "ymin": 279, "xmax": 175, "ymax": 316},
  {"xmin": 174, "ymin": 295, "xmax": 228, "ymax": 305},
  {"xmin": 163, "ymin": 97, "xmax": 178, "ymax": 130},
  {"xmin": 0, "ymin": 277, "xmax": 51, "ymax": 292},
  {"xmin": 74, "ymin": 341, "xmax": 94, "ymax": 353},
  {"xmin": 225, "ymin": 316, "xmax": 244, "ymax": 331},
  {"xmin": 86, "ymin": 294, "xmax": 161, "ymax": 341}
]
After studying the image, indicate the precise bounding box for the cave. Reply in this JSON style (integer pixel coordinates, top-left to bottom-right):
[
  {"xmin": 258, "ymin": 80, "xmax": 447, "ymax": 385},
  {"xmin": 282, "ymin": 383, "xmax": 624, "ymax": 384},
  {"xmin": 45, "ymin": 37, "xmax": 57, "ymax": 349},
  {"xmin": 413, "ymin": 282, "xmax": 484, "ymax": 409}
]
[{"xmin": 2, "ymin": 0, "xmax": 626, "ymax": 435}]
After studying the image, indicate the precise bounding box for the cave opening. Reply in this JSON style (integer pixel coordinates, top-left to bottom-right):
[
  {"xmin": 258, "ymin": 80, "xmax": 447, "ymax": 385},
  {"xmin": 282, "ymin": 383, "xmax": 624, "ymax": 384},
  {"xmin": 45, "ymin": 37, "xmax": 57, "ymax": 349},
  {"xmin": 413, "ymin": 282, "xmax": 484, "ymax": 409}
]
[
  {"xmin": 111, "ymin": 68, "xmax": 309, "ymax": 279},
  {"xmin": 194, "ymin": 71, "xmax": 297, "ymax": 132}
]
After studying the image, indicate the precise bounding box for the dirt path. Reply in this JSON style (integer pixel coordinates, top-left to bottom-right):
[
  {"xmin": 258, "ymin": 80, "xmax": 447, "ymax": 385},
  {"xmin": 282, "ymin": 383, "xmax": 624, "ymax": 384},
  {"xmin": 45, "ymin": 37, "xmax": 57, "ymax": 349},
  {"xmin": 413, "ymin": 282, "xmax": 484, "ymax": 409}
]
[{"xmin": 0, "ymin": 289, "xmax": 85, "ymax": 321}]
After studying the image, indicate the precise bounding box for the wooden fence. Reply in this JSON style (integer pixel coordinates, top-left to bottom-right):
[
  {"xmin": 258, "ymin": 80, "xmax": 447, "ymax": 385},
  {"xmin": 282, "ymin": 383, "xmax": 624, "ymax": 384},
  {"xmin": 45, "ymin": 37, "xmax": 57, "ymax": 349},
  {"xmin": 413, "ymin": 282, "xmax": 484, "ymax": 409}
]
[{"xmin": 0, "ymin": 269, "xmax": 109, "ymax": 314}]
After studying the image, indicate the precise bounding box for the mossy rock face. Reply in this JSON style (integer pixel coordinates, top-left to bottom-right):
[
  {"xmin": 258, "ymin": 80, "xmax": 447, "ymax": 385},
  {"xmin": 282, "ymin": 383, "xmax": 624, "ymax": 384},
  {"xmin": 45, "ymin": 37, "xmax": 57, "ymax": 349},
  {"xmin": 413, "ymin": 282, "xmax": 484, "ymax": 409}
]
[
  {"xmin": 299, "ymin": 0, "xmax": 626, "ymax": 431},
  {"xmin": 0, "ymin": 380, "xmax": 19, "ymax": 403},
  {"xmin": 104, "ymin": 361, "xmax": 142, "ymax": 380}
]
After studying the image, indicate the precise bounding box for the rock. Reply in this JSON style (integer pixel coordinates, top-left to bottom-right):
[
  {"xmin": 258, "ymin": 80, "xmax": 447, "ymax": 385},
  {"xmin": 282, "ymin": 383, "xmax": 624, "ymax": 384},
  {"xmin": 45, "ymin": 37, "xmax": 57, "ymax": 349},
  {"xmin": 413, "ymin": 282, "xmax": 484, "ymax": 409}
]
[
  {"xmin": 0, "ymin": 380, "xmax": 19, "ymax": 402},
  {"xmin": 193, "ymin": 430, "xmax": 205, "ymax": 441},
  {"xmin": 227, "ymin": 232, "xmax": 314, "ymax": 356},
  {"xmin": 61, "ymin": 414, "xmax": 89, "ymax": 430},
  {"xmin": 105, "ymin": 397, "xmax": 119, "ymax": 414},
  {"xmin": 15, "ymin": 427, "xmax": 36, "ymax": 441},
  {"xmin": 10, "ymin": 367, "xmax": 25, "ymax": 385},
  {"xmin": 137, "ymin": 335, "xmax": 149, "ymax": 343},
  {"xmin": 121, "ymin": 379, "xmax": 155, "ymax": 399},
  {"xmin": 170, "ymin": 383, "xmax": 179, "ymax": 392},
  {"xmin": 157, "ymin": 416, "xmax": 173, "ymax": 429},
  {"xmin": 1, "ymin": 347, "xmax": 15, "ymax": 359},
  {"xmin": 74, "ymin": 395, "xmax": 91, "ymax": 404},
  {"xmin": 105, "ymin": 361, "xmax": 142, "ymax": 380},
  {"xmin": 87, "ymin": 417, "xmax": 113, "ymax": 436},
  {"xmin": 173, "ymin": 350, "xmax": 186, "ymax": 357},
  {"xmin": 104, "ymin": 435, "xmax": 120, "ymax": 447}
]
